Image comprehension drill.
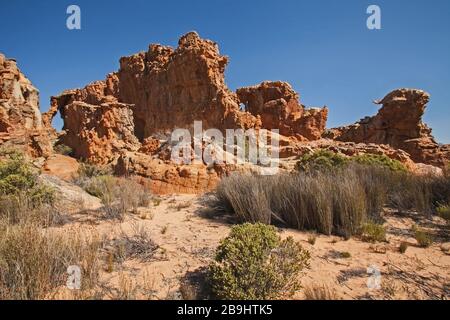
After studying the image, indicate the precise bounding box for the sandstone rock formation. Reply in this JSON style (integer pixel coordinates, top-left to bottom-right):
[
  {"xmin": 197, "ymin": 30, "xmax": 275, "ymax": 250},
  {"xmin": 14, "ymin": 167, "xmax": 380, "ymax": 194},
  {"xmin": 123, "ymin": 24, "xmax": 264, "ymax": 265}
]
[
  {"xmin": 236, "ymin": 81, "xmax": 328, "ymax": 140},
  {"xmin": 328, "ymin": 88, "xmax": 449, "ymax": 167},
  {"xmin": 3, "ymin": 33, "xmax": 449, "ymax": 195},
  {"xmin": 58, "ymin": 101, "xmax": 140, "ymax": 164},
  {"xmin": 0, "ymin": 53, "xmax": 55, "ymax": 157},
  {"xmin": 48, "ymin": 32, "xmax": 329, "ymax": 166}
]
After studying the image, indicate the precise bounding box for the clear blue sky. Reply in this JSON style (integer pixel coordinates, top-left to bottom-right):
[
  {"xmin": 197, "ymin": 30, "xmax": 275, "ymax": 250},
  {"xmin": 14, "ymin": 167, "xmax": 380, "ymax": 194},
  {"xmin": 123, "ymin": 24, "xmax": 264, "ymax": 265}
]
[{"xmin": 1, "ymin": 0, "xmax": 449, "ymax": 143}]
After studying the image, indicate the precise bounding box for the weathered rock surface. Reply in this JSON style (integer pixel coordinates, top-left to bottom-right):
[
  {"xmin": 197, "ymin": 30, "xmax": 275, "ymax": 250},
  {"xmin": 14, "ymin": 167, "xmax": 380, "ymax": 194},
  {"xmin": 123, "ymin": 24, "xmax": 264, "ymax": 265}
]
[
  {"xmin": 57, "ymin": 101, "xmax": 140, "ymax": 164},
  {"xmin": 38, "ymin": 174, "xmax": 103, "ymax": 211},
  {"xmin": 48, "ymin": 32, "xmax": 329, "ymax": 165},
  {"xmin": 236, "ymin": 81, "xmax": 328, "ymax": 140},
  {"xmin": 42, "ymin": 154, "xmax": 80, "ymax": 181},
  {"xmin": 329, "ymin": 88, "xmax": 449, "ymax": 166},
  {"xmin": 0, "ymin": 53, "xmax": 55, "ymax": 157}
]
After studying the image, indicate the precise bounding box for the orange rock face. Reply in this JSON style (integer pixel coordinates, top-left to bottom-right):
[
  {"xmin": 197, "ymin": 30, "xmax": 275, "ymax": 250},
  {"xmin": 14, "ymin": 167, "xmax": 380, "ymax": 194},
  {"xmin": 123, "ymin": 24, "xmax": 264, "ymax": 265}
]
[
  {"xmin": 330, "ymin": 89, "xmax": 449, "ymax": 167},
  {"xmin": 0, "ymin": 53, "xmax": 55, "ymax": 157},
  {"xmin": 58, "ymin": 101, "xmax": 140, "ymax": 164},
  {"xmin": 236, "ymin": 81, "xmax": 328, "ymax": 140}
]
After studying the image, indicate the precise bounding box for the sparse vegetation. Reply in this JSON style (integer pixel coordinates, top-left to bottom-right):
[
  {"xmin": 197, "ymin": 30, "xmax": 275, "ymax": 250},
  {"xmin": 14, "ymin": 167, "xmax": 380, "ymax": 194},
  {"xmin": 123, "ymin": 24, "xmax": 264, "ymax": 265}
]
[
  {"xmin": 212, "ymin": 162, "xmax": 450, "ymax": 237},
  {"xmin": 295, "ymin": 149, "xmax": 348, "ymax": 172},
  {"xmin": 399, "ymin": 242, "xmax": 409, "ymax": 254},
  {"xmin": 307, "ymin": 233, "xmax": 317, "ymax": 245},
  {"xmin": 352, "ymin": 153, "xmax": 406, "ymax": 172},
  {"xmin": 295, "ymin": 150, "xmax": 406, "ymax": 173},
  {"xmin": 53, "ymin": 144, "xmax": 73, "ymax": 156},
  {"xmin": 0, "ymin": 223, "xmax": 102, "ymax": 299},
  {"xmin": 74, "ymin": 163, "xmax": 151, "ymax": 220},
  {"xmin": 412, "ymin": 225, "xmax": 433, "ymax": 248},
  {"xmin": 0, "ymin": 150, "xmax": 58, "ymax": 226},
  {"xmin": 110, "ymin": 225, "xmax": 159, "ymax": 264},
  {"xmin": 437, "ymin": 204, "xmax": 450, "ymax": 223},
  {"xmin": 361, "ymin": 222, "xmax": 387, "ymax": 243},
  {"xmin": 339, "ymin": 251, "xmax": 352, "ymax": 259},
  {"xmin": 304, "ymin": 284, "xmax": 340, "ymax": 300},
  {"xmin": 209, "ymin": 223, "xmax": 310, "ymax": 300}
]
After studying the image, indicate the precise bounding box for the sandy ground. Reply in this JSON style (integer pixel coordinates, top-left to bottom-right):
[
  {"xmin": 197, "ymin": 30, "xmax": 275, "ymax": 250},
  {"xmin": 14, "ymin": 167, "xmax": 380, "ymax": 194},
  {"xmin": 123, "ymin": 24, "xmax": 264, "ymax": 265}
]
[{"xmin": 56, "ymin": 194, "xmax": 450, "ymax": 300}]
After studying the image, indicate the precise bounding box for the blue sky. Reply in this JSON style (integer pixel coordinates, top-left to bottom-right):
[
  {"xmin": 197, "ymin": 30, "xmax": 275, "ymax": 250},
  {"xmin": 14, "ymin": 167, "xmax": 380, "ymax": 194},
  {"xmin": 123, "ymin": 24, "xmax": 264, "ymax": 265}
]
[{"xmin": 1, "ymin": 0, "xmax": 449, "ymax": 142}]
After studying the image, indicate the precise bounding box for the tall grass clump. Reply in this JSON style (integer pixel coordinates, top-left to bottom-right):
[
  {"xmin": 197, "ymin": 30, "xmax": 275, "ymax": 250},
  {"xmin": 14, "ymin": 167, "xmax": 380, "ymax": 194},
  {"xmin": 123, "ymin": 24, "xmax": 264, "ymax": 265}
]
[
  {"xmin": 74, "ymin": 163, "xmax": 151, "ymax": 219},
  {"xmin": 0, "ymin": 222, "xmax": 103, "ymax": 299},
  {"xmin": 212, "ymin": 159, "xmax": 450, "ymax": 237}
]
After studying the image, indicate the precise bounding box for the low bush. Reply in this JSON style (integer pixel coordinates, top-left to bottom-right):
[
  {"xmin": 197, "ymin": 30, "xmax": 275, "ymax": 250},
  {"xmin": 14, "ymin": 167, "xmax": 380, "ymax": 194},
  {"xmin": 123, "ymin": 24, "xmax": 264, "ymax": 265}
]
[
  {"xmin": 399, "ymin": 242, "xmax": 408, "ymax": 254},
  {"xmin": 295, "ymin": 150, "xmax": 348, "ymax": 172},
  {"xmin": 209, "ymin": 223, "xmax": 310, "ymax": 300},
  {"xmin": 437, "ymin": 204, "xmax": 450, "ymax": 223},
  {"xmin": 0, "ymin": 150, "xmax": 56, "ymax": 225},
  {"xmin": 75, "ymin": 164, "xmax": 151, "ymax": 220},
  {"xmin": 295, "ymin": 150, "xmax": 406, "ymax": 173},
  {"xmin": 413, "ymin": 225, "xmax": 433, "ymax": 248},
  {"xmin": 361, "ymin": 222, "xmax": 387, "ymax": 243},
  {"xmin": 303, "ymin": 284, "xmax": 340, "ymax": 300},
  {"xmin": 352, "ymin": 154, "xmax": 406, "ymax": 172}
]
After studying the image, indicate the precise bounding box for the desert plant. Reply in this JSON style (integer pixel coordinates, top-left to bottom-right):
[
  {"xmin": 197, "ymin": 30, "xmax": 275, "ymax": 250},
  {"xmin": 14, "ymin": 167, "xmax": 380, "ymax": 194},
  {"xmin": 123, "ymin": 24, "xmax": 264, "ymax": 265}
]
[
  {"xmin": 399, "ymin": 242, "xmax": 409, "ymax": 254},
  {"xmin": 303, "ymin": 284, "xmax": 340, "ymax": 300},
  {"xmin": 307, "ymin": 233, "xmax": 317, "ymax": 245},
  {"xmin": 352, "ymin": 154, "xmax": 406, "ymax": 172},
  {"xmin": 212, "ymin": 163, "xmax": 449, "ymax": 237},
  {"xmin": 437, "ymin": 204, "xmax": 450, "ymax": 223},
  {"xmin": 110, "ymin": 225, "xmax": 159, "ymax": 263},
  {"xmin": 0, "ymin": 223, "xmax": 102, "ymax": 299},
  {"xmin": 209, "ymin": 223, "xmax": 310, "ymax": 300},
  {"xmin": 53, "ymin": 144, "xmax": 73, "ymax": 156},
  {"xmin": 412, "ymin": 225, "xmax": 433, "ymax": 248},
  {"xmin": 361, "ymin": 221, "xmax": 387, "ymax": 243},
  {"xmin": 0, "ymin": 150, "xmax": 56, "ymax": 225},
  {"xmin": 295, "ymin": 149, "xmax": 348, "ymax": 172},
  {"xmin": 80, "ymin": 174, "xmax": 151, "ymax": 220}
]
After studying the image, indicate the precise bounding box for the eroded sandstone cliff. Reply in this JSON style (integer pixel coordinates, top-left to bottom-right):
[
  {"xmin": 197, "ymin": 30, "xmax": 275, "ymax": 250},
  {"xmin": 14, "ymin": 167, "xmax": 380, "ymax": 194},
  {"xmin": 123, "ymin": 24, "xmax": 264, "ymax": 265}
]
[
  {"xmin": 328, "ymin": 88, "xmax": 449, "ymax": 167},
  {"xmin": 0, "ymin": 53, "xmax": 55, "ymax": 157}
]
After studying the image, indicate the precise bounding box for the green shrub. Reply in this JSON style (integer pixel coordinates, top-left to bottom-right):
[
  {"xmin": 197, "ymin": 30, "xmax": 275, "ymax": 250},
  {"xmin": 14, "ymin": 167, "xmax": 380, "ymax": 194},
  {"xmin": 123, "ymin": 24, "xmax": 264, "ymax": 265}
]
[
  {"xmin": 0, "ymin": 150, "xmax": 55, "ymax": 210},
  {"xmin": 412, "ymin": 225, "xmax": 433, "ymax": 248},
  {"xmin": 0, "ymin": 151, "xmax": 36, "ymax": 194},
  {"xmin": 295, "ymin": 150, "xmax": 348, "ymax": 172},
  {"xmin": 437, "ymin": 204, "xmax": 450, "ymax": 223},
  {"xmin": 352, "ymin": 154, "xmax": 406, "ymax": 172},
  {"xmin": 399, "ymin": 242, "xmax": 408, "ymax": 254},
  {"xmin": 361, "ymin": 222, "xmax": 387, "ymax": 243},
  {"xmin": 77, "ymin": 162, "xmax": 112, "ymax": 179},
  {"xmin": 209, "ymin": 223, "xmax": 310, "ymax": 300}
]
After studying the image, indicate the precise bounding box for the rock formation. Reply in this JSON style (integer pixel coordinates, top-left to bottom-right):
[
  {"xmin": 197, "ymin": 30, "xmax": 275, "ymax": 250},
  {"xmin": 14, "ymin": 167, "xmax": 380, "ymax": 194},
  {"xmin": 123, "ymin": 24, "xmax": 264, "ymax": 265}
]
[
  {"xmin": 48, "ymin": 32, "xmax": 329, "ymax": 165},
  {"xmin": 0, "ymin": 53, "xmax": 55, "ymax": 157},
  {"xmin": 329, "ymin": 88, "xmax": 449, "ymax": 167},
  {"xmin": 237, "ymin": 81, "xmax": 328, "ymax": 140},
  {"xmin": 2, "ymin": 33, "xmax": 449, "ymax": 194}
]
